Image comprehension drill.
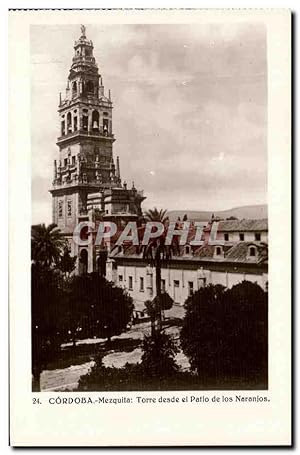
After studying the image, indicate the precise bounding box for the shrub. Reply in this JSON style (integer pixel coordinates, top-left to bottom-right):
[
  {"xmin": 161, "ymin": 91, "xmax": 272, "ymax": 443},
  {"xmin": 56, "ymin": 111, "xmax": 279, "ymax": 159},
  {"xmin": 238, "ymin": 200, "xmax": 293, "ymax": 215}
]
[{"xmin": 180, "ymin": 281, "xmax": 268, "ymax": 387}]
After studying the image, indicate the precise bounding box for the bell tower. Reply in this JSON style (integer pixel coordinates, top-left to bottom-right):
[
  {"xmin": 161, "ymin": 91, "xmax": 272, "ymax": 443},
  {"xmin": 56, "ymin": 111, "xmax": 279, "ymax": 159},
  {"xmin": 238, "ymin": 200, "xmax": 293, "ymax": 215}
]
[
  {"xmin": 50, "ymin": 25, "xmax": 121, "ymax": 239},
  {"xmin": 50, "ymin": 25, "xmax": 146, "ymax": 274}
]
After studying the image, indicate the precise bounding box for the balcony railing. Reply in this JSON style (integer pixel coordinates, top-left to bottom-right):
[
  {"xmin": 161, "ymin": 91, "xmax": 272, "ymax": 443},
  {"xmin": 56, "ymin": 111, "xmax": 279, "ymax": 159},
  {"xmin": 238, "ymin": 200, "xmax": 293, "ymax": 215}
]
[{"xmin": 57, "ymin": 128, "xmax": 114, "ymax": 142}]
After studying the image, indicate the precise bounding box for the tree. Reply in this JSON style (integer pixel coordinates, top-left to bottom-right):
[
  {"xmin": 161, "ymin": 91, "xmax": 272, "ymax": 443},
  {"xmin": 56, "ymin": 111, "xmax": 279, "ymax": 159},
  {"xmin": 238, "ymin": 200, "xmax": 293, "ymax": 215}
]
[
  {"xmin": 144, "ymin": 207, "xmax": 168, "ymax": 224},
  {"xmin": 140, "ymin": 331, "xmax": 179, "ymax": 377},
  {"xmin": 31, "ymin": 263, "xmax": 64, "ymax": 391},
  {"xmin": 57, "ymin": 247, "xmax": 77, "ymax": 278},
  {"xmin": 61, "ymin": 273, "xmax": 134, "ymax": 345},
  {"xmin": 31, "ymin": 223, "xmax": 66, "ymax": 267},
  {"xmin": 180, "ymin": 281, "xmax": 268, "ymax": 387},
  {"xmin": 145, "ymin": 293, "xmax": 174, "ymax": 336},
  {"xmin": 142, "ymin": 207, "xmax": 175, "ymax": 333}
]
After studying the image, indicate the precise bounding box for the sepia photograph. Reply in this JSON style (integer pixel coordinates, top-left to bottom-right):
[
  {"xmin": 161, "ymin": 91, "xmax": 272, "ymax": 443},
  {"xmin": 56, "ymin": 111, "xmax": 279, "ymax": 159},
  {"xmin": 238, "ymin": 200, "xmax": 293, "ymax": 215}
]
[
  {"xmin": 31, "ymin": 21, "xmax": 268, "ymax": 393},
  {"xmin": 9, "ymin": 8, "xmax": 291, "ymax": 446}
]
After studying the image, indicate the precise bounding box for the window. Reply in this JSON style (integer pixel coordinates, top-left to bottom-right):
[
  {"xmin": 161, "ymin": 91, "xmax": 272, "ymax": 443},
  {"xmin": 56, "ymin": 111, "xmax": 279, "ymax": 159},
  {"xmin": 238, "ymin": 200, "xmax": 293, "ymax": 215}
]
[
  {"xmin": 249, "ymin": 247, "xmax": 256, "ymax": 257},
  {"xmin": 58, "ymin": 200, "xmax": 63, "ymax": 218},
  {"xmin": 61, "ymin": 121, "xmax": 65, "ymax": 136},
  {"xmin": 184, "ymin": 245, "xmax": 191, "ymax": 255},
  {"xmin": 67, "ymin": 112, "xmax": 72, "ymax": 132},
  {"xmin": 67, "ymin": 200, "xmax": 72, "ymax": 217},
  {"xmin": 174, "ymin": 280, "xmax": 180, "ymax": 288},
  {"xmin": 128, "ymin": 276, "xmax": 133, "ymax": 290},
  {"xmin": 72, "ymin": 156, "xmax": 76, "ymax": 165},
  {"xmin": 215, "ymin": 246, "xmax": 222, "ymax": 256},
  {"xmin": 103, "ymin": 118, "xmax": 109, "ymax": 134},
  {"xmin": 224, "ymin": 233, "xmax": 229, "ymax": 241},
  {"xmin": 118, "ymin": 275, "xmax": 123, "ymax": 283},
  {"xmin": 140, "ymin": 277, "xmax": 144, "ymax": 292},
  {"xmin": 161, "ymin": 279, "xmax": 166, "ymax": 293},
  {"xmin": 86, "ymin": 80, "xmax": 94, "ymax": 93},
  {"xmin": 239, "ymin": 233, "xmax": 245, "ymax": 241},
  {"xmin": 74, "ymin": 116, "xmax": 78, "ymax": 131},
  {"xmin": 255, "ymin": 233, "xmax": 261, "ymax": 241},
  {"xmin": 188, "ymin": 281, "xmax": 194, "ymax": 296},
  {"xmin": 92, "ymin": 110, "xmax": 99, "ymax": 129},
  {"xmin": 82, "ymin": 115, "xmax": 88, "ymax": 130}
]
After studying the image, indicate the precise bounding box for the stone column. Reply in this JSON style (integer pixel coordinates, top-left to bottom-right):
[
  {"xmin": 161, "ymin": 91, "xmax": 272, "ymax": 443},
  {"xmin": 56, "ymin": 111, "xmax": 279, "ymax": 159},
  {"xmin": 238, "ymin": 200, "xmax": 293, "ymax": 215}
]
[{"xmin": 71, "ymin": 111, "xmax": 74, "ymax": 132}]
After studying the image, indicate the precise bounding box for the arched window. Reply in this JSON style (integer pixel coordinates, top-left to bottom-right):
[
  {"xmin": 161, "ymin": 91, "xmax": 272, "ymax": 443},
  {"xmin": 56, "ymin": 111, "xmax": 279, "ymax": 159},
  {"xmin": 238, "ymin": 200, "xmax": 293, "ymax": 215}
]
[
  {"xmin": 82, "ymin": 110, "xmax": 88, "ymax": 130},
  {"xmin": 92, "ymin": 110, "xmax": 99, "ymax": 130},
  {"xmin": 97, "ymin": 251, "xmax": 107, "ymax": 277},
  {"xmin": 72, "ymin": 81, "xmax": 77, "ymax": 98},
  {"xmin": 67, "ymin": 112, "xmax": 72, "ymax": 133},
  {"xmin": 249, "ymin": 246, "xmax": 256, "ymax": 257},
  {"xmin": 74, "ymin": 115, "xmax": 78, "ymax": 131},
  {"xmin": 79, "ymin": 249, "xmax": 88, "ymax": 275},
  {"xmin": 103, "ymin": 118, "xmax": 109, "ymax": 135},
  {"xmin": 61, "ymin": 120, "xmax": 65, "ymax": 136},
  {"xmin": 215, "ymin": 246, "xmax": 222, "ymax": 256}
]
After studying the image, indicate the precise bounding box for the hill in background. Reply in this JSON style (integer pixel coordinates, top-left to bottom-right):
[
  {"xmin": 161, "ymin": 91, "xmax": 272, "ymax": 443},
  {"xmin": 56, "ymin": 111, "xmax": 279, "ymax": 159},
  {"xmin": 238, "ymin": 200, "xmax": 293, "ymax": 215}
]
[{"xmin": 167, "ymin": 204, "xmax": 268, "ymax": 222}]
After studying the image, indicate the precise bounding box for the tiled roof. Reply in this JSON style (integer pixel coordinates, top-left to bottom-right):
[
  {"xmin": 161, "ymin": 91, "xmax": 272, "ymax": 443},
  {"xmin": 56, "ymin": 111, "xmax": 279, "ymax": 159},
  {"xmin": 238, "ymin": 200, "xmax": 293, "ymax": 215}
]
[
  {"xmin": 218, "ymin": 219, "xmax": 268, "ymax": 232},
  {"xmin": 224, "ymin": 242, "xmax": 268, "ymax": 264},
  {"xmin": 110, "ymin": 241, "xmax": 268, "ymax": 266}
]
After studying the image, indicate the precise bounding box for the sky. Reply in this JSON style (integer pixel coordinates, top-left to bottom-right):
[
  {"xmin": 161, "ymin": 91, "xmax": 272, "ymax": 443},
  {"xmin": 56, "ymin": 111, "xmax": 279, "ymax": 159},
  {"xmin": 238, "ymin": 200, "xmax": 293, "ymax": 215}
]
[{"xmin": 31, "ymin": 23, "xmax": 267, "ymax": 225}]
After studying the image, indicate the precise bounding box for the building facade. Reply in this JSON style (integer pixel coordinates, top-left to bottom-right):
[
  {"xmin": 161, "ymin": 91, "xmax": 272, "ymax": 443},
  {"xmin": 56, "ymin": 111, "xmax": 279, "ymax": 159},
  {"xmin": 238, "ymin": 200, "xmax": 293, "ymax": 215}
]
[
  {"xmin": 50, "ymin": 26, "xmax": 145, "ymax": 274},
  {"xmin": 107, "ymin": 220, "xmax": 268, "ymax": 309}
]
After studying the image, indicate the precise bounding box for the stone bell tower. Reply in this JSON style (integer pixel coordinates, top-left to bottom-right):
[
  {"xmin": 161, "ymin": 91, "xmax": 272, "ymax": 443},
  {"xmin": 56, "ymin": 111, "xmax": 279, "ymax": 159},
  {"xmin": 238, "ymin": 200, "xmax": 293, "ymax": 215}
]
[
  {"xmin": 50, "ymin": 25, "xmax": 119, "ymax": 237},
  {"xmin": 50, "ymin": 25, "xmax": 146, "ymax": 273}
]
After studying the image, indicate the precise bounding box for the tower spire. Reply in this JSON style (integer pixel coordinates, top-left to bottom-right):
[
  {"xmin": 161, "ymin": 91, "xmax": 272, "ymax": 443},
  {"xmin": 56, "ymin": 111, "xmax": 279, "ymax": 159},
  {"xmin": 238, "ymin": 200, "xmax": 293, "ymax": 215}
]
[{"xmin": 80, "ymin": 24, "xmax": 86, "ymax": 38}]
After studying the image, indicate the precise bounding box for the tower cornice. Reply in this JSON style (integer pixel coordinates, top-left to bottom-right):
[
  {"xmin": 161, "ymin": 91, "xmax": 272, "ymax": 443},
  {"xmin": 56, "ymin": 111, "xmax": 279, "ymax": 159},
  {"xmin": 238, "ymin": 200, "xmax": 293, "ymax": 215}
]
[{"xmin": 56, "ymin": 130, "xmax": 115, "ymax": 146}]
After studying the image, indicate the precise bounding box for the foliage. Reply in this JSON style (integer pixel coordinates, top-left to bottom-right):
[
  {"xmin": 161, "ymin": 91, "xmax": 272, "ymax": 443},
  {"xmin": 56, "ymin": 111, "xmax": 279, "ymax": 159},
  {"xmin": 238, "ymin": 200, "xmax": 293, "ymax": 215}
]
[
  {"xmin": 180, "ymin": 281, "xmax": 268, "ymax": 385},
  {"xmin": 31, "ymin": 266, "xmax": 133, "ymax": 389},
  {"xmin": 60, "ymin": 273, "xmax": 134, "ymax": 343},
  {"xmin": 78, "ymin": 332, "xmax": 180, "ymax": 391},
  {"xmin": 31, "ymin": 263, "xmax": 64, "ymax": 390},
  {"xmin": 145, "ymin": 293, "xmax": 173, "ymax": 321},
  {"xmin": 31, "ymin": 223, "xmax": 66, "ymax": 267},
  {"xmin": 140, "ymin": 331, "xmax": 179, "ymax": 376},
  {"xmin": 141, "ymin": 207, "xmax": 178, "ymax": 333},
  {"xmin": 57, "ymin": 247, "xmax": 77, "ymax": 277},
  {"xmin": 144, "ymin": 207, "xmax": 169, "ymax": 223}
]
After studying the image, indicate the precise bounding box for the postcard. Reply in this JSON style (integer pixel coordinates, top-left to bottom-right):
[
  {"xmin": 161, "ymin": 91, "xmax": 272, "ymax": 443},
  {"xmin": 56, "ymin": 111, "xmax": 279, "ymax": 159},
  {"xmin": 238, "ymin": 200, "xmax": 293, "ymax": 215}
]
[{"xmin": 9, "ymin": 9, "xmax": 291, "ymax": 446}]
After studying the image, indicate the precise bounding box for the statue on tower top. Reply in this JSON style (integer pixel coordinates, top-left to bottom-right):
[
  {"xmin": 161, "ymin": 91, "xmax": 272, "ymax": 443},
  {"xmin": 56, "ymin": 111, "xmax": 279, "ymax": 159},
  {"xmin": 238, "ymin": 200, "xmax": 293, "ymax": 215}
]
[{"xmin": 80, "ymin": 24, "xmax": 86, "ymax": 37}]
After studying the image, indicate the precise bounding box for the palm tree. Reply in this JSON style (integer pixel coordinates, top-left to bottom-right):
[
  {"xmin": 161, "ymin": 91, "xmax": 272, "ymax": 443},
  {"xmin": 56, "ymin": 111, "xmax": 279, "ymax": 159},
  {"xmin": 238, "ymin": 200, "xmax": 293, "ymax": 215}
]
[
  {"xmin": 31, "ymin": 223, "xmax": 66, "ymax": 268},
  {"xmin": 142, "ymin": 208, "xmax": 177, "ymax": 334},
  {"xmin": 144, "ymin": 207, "xmax": 169, "ymax": 224}
]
